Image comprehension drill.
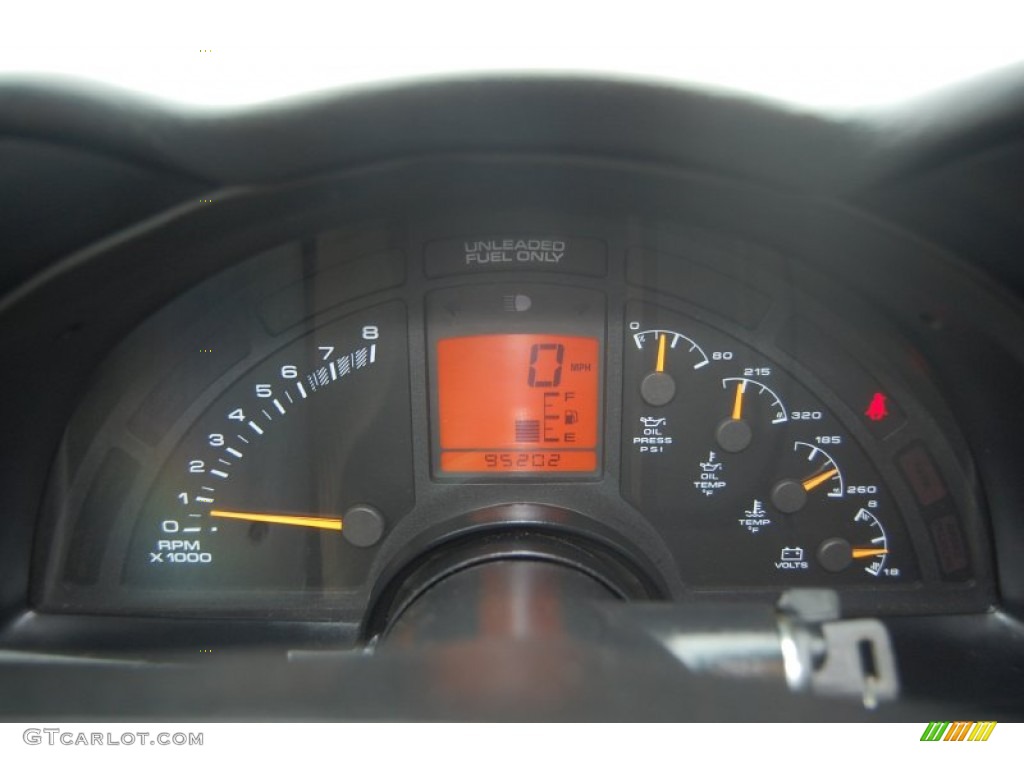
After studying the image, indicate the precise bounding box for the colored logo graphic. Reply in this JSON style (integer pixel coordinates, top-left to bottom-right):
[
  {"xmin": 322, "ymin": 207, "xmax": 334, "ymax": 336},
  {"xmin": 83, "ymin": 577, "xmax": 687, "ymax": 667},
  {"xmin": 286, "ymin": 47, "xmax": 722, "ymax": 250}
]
[{"xmin": 921, "ymin": 722, "xmax": 997, "ymax": 741}]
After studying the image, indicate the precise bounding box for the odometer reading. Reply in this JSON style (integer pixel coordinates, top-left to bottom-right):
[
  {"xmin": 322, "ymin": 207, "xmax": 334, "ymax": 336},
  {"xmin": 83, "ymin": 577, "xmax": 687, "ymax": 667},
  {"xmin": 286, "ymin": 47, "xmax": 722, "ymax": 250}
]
[{"xmin": 437, "ymin": 334, "xmax": 599, "ymax": 473}]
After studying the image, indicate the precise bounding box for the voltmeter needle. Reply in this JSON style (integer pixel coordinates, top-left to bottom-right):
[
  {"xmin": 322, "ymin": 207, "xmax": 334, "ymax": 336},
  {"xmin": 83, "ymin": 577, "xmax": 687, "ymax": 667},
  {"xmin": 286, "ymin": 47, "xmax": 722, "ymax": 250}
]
[
  {"xmin": 210, "ymin": 509, "xmax": 343, "ymax": 531},
  {"xmin": 852, "ymin": 548, "xmax": 889, "ymax": 559}
]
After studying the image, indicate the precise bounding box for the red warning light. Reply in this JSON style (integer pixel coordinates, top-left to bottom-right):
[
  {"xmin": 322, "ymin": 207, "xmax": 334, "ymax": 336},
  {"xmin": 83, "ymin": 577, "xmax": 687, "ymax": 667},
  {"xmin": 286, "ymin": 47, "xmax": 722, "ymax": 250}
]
[{"xmin": 865, "ymin": 392, "xmax": 889, "ymax": 422}]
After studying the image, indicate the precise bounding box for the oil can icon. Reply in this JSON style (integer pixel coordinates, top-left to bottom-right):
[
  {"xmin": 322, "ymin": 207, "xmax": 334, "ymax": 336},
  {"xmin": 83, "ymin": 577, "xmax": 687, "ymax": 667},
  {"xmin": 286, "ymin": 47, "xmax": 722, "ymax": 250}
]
[{"xmin": 700, "ymin": 452, "xmax": 723, "ymax": 473}]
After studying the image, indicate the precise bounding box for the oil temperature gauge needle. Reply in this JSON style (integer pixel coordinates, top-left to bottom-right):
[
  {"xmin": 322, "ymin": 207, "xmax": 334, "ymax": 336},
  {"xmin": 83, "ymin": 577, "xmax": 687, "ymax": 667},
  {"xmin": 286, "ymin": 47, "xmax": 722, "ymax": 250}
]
[
  {"xmin": 210, "ymin": 509, "xmax": 343, "ymax": 531},
  {"xmin": 716, "ymin": 380, "xmax": 753, "ymax": 453},
  {"xmin": 731, "ymin": 380, "xmax": 746, "ymax": 421},
  {"xmin": 852, "ymin": 548, "xmax": 889, "ymax": 559},
  {"xmin": 801, "ymin": 467, "xmax": 839, "ymax": 492}
]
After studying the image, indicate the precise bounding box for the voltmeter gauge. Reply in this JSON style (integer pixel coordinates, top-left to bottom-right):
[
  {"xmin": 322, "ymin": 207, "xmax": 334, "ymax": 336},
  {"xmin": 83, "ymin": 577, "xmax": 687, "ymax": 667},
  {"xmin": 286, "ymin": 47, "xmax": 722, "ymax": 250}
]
[{"xmin": 818, "ymin": 508, "xmax": 892, "ymax": 576}]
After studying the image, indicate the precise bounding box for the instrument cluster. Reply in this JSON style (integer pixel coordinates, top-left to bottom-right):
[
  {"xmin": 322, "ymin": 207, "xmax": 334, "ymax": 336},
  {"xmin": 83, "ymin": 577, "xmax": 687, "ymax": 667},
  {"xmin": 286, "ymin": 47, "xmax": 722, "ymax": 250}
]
[{"xmin": 33, "ymin": 211, "xmax": 991, "ymax": 625}]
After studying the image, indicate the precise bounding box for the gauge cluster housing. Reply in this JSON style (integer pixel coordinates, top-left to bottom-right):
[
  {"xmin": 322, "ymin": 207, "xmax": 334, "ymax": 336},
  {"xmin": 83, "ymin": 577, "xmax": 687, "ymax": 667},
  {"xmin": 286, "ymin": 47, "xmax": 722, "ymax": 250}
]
[
  {"xmin": 28, "ymin": 174, "xmax": 992, "ymax": 624},
  {"xmin": 1, "ymin": 74, "xmax": 1023, "ymax": 719}
]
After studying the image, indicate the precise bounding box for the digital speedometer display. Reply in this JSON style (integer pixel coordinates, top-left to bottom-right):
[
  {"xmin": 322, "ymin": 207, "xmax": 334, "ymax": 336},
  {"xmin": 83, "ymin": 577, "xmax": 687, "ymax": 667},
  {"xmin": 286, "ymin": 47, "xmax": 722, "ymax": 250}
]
[{"xmin": 437, "ymin": 335, "xmax": 600, "ymax": 473}]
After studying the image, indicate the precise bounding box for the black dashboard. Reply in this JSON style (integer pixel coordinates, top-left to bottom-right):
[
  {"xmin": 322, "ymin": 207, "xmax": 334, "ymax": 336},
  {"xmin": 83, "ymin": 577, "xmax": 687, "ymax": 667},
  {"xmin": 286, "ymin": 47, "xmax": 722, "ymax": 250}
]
[{"xmin": 1, "ymin": 72, "xmax": 1023, "ymax": 720}]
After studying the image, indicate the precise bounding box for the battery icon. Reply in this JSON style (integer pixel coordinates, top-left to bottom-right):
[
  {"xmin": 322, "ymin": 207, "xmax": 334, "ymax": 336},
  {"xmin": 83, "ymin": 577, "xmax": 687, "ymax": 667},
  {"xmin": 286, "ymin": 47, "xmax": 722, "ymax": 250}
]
[{"xmin": 780, "ymin": 547, "xmax": 805, "ymax": 562}]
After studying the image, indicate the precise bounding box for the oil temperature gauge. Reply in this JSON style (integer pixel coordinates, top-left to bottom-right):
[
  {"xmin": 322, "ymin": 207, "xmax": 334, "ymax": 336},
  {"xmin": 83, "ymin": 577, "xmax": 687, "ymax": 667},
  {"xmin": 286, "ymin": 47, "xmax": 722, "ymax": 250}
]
[{"xmin": 716, "ymin": 377, "xmax": 788, "ymax": 453}]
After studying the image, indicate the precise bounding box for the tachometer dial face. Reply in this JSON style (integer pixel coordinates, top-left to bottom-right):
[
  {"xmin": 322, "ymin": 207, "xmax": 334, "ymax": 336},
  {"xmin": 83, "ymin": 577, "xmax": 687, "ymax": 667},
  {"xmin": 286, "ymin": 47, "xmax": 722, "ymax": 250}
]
[
  {"xmin": 121, "ymin": 302, "xmax": 414, "ymax": 594},
  {"xmin": 621, "ymin": 301, "xmax": 915, "ymax": 586}
]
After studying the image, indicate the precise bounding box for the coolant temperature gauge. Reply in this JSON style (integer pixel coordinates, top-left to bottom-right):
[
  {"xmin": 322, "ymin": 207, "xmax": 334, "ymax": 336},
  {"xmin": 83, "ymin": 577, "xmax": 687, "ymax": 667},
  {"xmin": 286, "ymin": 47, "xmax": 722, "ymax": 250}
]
[{"xmin": 771, "ymin": 441, "xmax": 844, "ymax": 513}]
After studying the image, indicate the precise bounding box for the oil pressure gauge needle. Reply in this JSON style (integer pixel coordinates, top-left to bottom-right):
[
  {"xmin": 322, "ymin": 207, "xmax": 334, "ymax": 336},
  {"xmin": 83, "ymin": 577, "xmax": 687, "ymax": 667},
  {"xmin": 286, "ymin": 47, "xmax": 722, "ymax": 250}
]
[
  {"xmin": 210, "ymin": 509, "xmax": 343, "ymax": 531},
  {"xmin": 639, "ymin": 332, "xmax": 676, "ymax": 407}
]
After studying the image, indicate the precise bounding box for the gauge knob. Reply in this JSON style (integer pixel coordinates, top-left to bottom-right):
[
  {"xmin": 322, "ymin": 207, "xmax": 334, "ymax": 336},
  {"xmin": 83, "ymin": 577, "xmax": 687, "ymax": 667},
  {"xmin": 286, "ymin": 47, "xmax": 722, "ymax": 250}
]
[
  {"xmin": 641, "ymin": 372, "xmax": 676, "ymax": 407},
  {"xmin": 817, "ymin": 537, "xmax": 854, "ymax": 572},
  {"xmin": 715, "ymin": 418, "xmax": 753, "ymax": 453},
  {"xmin": 771, "ymin": 479, "xmax": 808, "ymax": 514}
]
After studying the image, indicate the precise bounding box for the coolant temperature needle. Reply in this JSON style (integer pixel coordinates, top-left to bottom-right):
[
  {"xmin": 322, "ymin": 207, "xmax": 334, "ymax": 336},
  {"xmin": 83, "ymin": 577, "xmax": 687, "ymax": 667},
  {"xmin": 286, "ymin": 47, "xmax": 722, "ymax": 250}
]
[
  {"xmin": 655, "ymin": 332, "xmax": 668, "ymax": 373},
  {"xmin": 802, "ymin": 467, "xmax": 839, "ymax": 492},
  {"xmin": 852, "ymin": 547, "xmax": 889, "ymax": 559},
  {"xmin": 209, "ymin": 509, "xmax": 343, "ymax": 531}
]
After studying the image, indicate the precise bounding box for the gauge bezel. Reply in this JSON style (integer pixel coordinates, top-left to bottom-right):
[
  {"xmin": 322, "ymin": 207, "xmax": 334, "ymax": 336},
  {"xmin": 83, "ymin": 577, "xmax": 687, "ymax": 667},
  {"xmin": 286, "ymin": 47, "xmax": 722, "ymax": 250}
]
[{"xmin": 24, "ymin": 156, "xmax": 996, "ymax": 623}]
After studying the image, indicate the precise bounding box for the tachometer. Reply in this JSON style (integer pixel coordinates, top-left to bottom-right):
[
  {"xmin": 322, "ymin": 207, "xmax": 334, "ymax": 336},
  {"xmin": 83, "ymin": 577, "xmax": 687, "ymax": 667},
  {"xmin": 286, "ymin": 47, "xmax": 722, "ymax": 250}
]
[{"xmin": 122, "ymin": 302, "xmax": 414, "ymax": 595}]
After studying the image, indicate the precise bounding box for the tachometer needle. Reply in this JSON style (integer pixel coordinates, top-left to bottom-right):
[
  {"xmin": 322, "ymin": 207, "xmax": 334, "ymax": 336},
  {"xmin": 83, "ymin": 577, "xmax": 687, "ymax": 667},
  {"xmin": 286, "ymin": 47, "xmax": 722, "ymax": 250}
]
[
  {"xmin": 851, "ymin": 547, "xmax": 889, "ymax": 559},
  {"xmin": 801, "ymin": 467, "xmax": 838, "ymax": 492},
  {"xmin": 731, "ymin": 380, "xmax": 746, "ymax": 420},
  {"xmin": 210, "ymin": 509, "xmax": 342, "ymax": 531},
  {"xmin": 655, "ymin": 332, "xmax": 668, "ymax": 373}
]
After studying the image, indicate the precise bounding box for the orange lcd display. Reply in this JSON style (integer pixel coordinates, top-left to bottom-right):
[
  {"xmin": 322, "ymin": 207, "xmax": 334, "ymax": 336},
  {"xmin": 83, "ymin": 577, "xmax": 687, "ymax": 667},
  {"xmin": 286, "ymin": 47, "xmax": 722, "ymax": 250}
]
[{"xmin": 437, "ymin": 334, "xmax": 600, "ymax": 473}]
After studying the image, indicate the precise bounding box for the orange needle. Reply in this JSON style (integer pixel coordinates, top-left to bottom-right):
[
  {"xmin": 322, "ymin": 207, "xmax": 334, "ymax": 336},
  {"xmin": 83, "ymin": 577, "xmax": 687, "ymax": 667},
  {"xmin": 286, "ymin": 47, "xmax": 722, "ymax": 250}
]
[
  {"xmin": 852, "ymin": 548, "xmax": 889, "ymax": 559},
  {"xmin": 210, "ymin": 509, "xmax": 342, "ymax": 531},
  {"xmin": 656, "ymin": 333, "xmax": 667, "ymax": 373},
  {"xmin": 731, "ymin": 380, "xmax": 746, "ymax": 420},
  {"xmin": 802, "ymin": 467, "xmax": 839, "ymax": 492}
]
